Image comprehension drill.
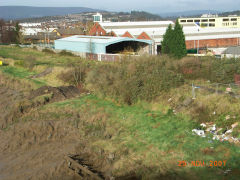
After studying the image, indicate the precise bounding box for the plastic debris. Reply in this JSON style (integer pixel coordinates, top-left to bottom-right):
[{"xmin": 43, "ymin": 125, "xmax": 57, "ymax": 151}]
[
  {"xmin": 213, "ymin": 135, "xmax": 220, "ymax": 140},
  {"xmin": 225, "ymin": 129, "xmax": 233, "ymax": 134},
  {"xmin": 200, "ymin": 123, "xmax": 206, "ymax": 128},
  {"xmin": 192, "ymin": 129, "xmax": 205, "ymax": 137},
  {"xmin": 193, "ymin": 123, "xmax": 240, "ymax": 144}
]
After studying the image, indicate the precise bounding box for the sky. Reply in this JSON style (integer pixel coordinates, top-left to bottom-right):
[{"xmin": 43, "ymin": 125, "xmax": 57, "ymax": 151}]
[{"xmin": 0, "ymin": 0, "xmax": 240, "ymax": 13}]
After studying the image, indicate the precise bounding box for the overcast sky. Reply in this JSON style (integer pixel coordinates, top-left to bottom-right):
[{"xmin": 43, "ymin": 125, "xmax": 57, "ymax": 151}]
[{"xmin": 0, "ymin": 0, "xmax": 239, "ymax": 13}]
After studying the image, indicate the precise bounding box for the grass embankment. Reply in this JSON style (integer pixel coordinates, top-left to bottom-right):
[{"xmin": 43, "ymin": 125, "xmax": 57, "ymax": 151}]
[
  {"xmin": 1, "ymin": 45, "xmax": 240, "ymax": 179},
  {"xmin": 22, "ymin": 94, "xmax": 240, "ymax": 179}
]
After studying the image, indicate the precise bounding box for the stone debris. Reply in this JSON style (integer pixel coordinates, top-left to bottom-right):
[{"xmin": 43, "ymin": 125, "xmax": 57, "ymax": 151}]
[{"xmin": 192, "ymin": 122, "xmax": 239, "ymax": 144}]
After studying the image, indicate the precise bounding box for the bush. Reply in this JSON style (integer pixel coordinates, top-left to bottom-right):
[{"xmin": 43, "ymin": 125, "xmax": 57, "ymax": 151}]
[
  {"xmin": 58, "ymin": 62, "xmax": 89, "ymax": 87},
  {"xmin": 86, "ymin": 56, "xmax": 184, "ymax": 104},
  {"xmin": 59, "ymin": 50, "xmax": 75, "ymax": 57},
  {"xmin": 42, "ymin": 48, "xmax": 55, "ymax": 54}
]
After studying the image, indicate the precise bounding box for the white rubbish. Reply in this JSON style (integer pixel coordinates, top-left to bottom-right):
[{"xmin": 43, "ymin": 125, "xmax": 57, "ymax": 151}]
[
  {"xmin": 225, "ymin": 129, "xmax": 233, "ymax": 134},
  {"xmin": 168, "ymin": 98, "xmax": 172, "ymax": 102},
  {"xmin": 192, "ymin": 129, "xmax": 206, "ymax": 137},
  {"xmin": 193, "ymin": 123, "xmax": 239, "ymax": 144},
  {"xmin": 200, "ymin": 123, "xmax": 206, "ymax": 128},
  {"xmin": 223, "ymin": 136, "xmax": 229, "ymax": 141},
  {"xmin": 213, "ymin": 135, "xmax": 220, "ymax": 140},
  {"xmin": 211, "ymin": 125, "xmax": 216, "ymax": 131}
]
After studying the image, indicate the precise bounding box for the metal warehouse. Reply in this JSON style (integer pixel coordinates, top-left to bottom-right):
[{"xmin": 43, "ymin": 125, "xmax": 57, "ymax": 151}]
[{"xmin": 54, "ymin": 35, "xmax": 152, "ymax": 54}]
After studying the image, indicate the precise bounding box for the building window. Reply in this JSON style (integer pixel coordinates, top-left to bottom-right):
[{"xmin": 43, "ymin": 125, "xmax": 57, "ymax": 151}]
[
  {"xmin": 201, "ymin": 23, "xmax": 208, "ymax": 27},
  {"xmin": 194, "ymin": 20, "xmax": 200, "ymax": 22},
  {"xmin": 209, "ymin": 23, "xmax": 215, "ymax": 27},
  {"xmin": 223, "ymin": 18, "xmax": 229, "ymax": 21},
  {"xmin": 201, "ymin": 19, "xmax": 208, "ymax": 22},
  {"xmin": 231, "ymin": 18, "xmax": 237, "ymax": 21},
  {"xmin": 180, "ymin": 20, "xmax": 186, "ymax": 22},
  {"xmin": 187, "ymin": 20, "xmax": 193, "ymax": 22},
  {"xmin": 209, "ymin": 19, "xmax": 215, "ymax": 22}
]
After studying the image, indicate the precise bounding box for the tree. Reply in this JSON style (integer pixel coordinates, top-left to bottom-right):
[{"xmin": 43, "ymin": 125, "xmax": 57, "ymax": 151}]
[
  {"xmin": 161, "ymin": 20, "xmax": 187, "ymax": 59},
  {"xmin": 161, "ymin": 24, "xmax": 174, "ymax": 55},
  {"xmin": 14, "ymin": 22, "xmax": 23, "ymax": 44},
  {"xmin": 172, "ymin": 20, "xmax": 187, "ymax": 59}
]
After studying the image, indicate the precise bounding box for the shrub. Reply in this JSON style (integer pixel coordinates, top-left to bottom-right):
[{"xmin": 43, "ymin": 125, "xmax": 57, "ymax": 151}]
[
  {"xmin": 59, "ymin": 50, "xmax": 75, "ymax": 57},
  {"xmin": 42, "ymin": 48, "xmax": 55, "ymax": 54},
  {"xmin": 86, "ymin": 56, "xmax": 184, "ymax": 104},
  {"xmin": 58, "ymin": 62, "xmax": 89, "ymax": 87}
]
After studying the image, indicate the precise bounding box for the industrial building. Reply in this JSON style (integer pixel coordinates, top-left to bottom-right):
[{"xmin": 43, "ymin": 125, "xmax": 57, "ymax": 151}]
[
  {"xmin": 55, "ymin": 35, "xmax": 152, "ymax": 55},
  {"xmin": 55, "ymin": 13, "xmax": 240, "ymax": 57},
  {"xmin": 89, "ymin": 20, "xmax": 174, "ymax": 54},
  {"xmin": 179, "ymin": 14, "xmax": 240, "ymax": 28}
]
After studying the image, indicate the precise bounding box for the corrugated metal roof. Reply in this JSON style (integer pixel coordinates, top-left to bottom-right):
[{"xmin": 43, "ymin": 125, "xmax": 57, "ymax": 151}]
[
  {"xmin": 55, "ymin": 35, "xmax": 152, "ymax": 45},
  {"xmin": 100, "ymin": 21, "xmax": 174, "ymax": 27}
]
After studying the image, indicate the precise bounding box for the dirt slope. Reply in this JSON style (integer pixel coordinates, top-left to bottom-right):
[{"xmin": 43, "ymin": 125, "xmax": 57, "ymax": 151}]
[{"xmin": 0, "ymin": 84, "xmax": 91, "ymax": 180}]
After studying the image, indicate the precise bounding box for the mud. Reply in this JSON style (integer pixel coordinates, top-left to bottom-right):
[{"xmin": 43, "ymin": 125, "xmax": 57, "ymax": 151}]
[{"xmin": 0, "ymin": 83, "xmax": 108, "ymax": 180}]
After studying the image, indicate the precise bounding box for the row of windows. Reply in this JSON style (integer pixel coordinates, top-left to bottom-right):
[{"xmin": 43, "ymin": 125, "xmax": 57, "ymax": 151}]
[
  {"xmin": 180, "ymin": 18, "xmax": 239, "ymax": 23},
  {"xmin": 180, "ymin": 19, "xmax": 215, "ymax": 23},
  {"xmin": 223, "ymin": 18, "xmax": 237, "ymax": 21}
]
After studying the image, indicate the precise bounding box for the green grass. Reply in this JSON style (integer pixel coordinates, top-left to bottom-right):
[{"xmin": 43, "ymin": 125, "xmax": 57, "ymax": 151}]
[
  {"xmin": 46, "ymin": 95, "xmax": 240, "ymax": 179},
  {"xmin": 0, "ymin": 66, "xmax": 46, "ymax": 87},
  {"xmin": 2, "ymin": 45, "xmax": 240, "ymax": 179},
  {"xmin": 0, "ymin": 45, "xmax": 96, "ymax": 66}
]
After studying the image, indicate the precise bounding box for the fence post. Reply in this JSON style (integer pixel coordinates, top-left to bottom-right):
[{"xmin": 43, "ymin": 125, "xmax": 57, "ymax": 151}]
[{"xmin": 192, "ymin": 83, "xmax": 196, "ymax": 99}]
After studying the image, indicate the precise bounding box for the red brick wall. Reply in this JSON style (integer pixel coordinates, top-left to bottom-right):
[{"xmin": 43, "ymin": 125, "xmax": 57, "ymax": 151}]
[
  {"xmin": 89, "ymin": 23, "xmax": 107, "ymax": 36},
  {"xmin": 186, "ymin": 38, "xmax": 238, "ymax": 49},
  {"xmin": 137, "ymin": 32, "xmax": 152, "ymax": 40}
]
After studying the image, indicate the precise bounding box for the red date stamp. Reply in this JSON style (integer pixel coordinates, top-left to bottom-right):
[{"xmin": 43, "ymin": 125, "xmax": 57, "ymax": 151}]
[{"xmin": 178, "ymin": 160, "xmax": 227, "ymax": 167}]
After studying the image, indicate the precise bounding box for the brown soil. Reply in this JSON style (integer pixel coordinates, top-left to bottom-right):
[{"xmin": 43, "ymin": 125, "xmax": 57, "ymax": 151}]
[{"xmin": 0, "ymin": 84, "xmax": 109, "ymax": 180}]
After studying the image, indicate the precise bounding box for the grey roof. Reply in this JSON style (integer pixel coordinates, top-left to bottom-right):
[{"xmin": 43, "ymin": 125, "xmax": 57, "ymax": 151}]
[
  {"xmin": 55, "ymin": 35, "xmax": 152, "ymax": 45},
  {"xmin": 224, "ymin": 46, "xmax": 240, "ymax": 55}
]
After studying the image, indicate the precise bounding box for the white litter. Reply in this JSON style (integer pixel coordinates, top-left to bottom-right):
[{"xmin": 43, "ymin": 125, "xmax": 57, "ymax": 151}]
[
  {"xmin": 200, "ymin": 123, "xmax": 206, "ymax": 128},
  {"xmin": 192, "ymin": 129, "xmax": 206, "ymax": 137},
  {"xmin": 225, "ymin": 129, "xmax": 233, "ymax": 134},
  {"xmin": 213, "ymin": 135, "xmax": 220, "ymax": 140}
]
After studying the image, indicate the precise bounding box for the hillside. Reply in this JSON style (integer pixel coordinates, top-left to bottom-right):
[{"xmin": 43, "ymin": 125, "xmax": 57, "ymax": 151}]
[
  {"xmin": 159, "ymin": 10, "xmax": 221, "ymax": 18},
  {"xmin": 0, "ymin": 6, "xmax": 103, "ymax": 20},
  {"xmin": 0, "ymin": 46, "xmax": 240, "ymax": 179},
  {"xmin": 220, "ymin": 10, "xmax": 240, "ymax": 16}
]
